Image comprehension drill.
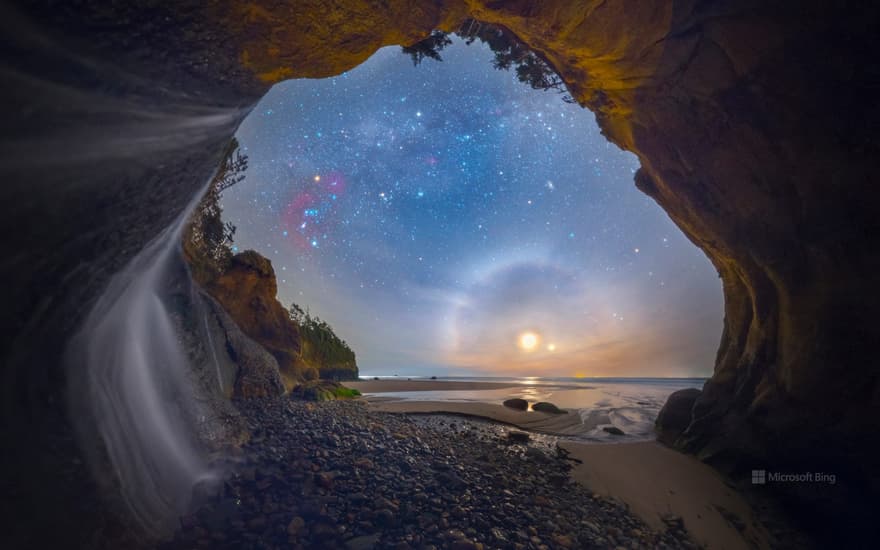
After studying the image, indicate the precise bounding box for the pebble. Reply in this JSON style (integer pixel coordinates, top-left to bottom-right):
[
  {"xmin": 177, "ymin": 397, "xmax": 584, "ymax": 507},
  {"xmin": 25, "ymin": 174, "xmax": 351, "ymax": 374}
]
[{"xmin": 163, "ymin": 399, "xmax": 697, "ymax": 549}]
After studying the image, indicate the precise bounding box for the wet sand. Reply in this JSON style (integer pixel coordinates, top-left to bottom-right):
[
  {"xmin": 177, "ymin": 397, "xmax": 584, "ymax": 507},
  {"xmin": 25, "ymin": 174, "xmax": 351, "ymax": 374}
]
[
  {"xmin": 561, "ymin": 441, "xmax": 771, "ymax": 550},
  {"xmin": 368, "ymin": 400, "xmax": 595, "ymax": 436}
]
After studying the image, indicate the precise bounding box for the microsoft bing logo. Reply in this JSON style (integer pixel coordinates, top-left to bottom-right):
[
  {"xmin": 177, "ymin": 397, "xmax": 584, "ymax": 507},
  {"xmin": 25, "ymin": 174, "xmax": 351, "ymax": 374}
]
[{"xmin": 751, "ymin": 470, "xmax": 766, "ymax": 484}]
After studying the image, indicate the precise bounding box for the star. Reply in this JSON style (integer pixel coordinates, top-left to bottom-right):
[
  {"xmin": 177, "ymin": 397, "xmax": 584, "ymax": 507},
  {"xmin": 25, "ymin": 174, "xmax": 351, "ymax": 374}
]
[{"xmin": 215, "ymin": 32, "xmax": 722, "ymax": 377}]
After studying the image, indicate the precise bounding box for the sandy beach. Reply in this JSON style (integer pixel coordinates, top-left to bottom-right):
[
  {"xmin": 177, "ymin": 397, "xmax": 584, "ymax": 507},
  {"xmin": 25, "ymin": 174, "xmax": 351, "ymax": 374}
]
[
  {"xmin": 368, "ymin": 400, "xmax": 594, "ymax": 436},
  {"xmin": 353, "ymin": 377, "xmax": 770, "ymax": 550},
  {"xmin": 561, "ymin": 441, "xmax": 771, "ymax": 550}
]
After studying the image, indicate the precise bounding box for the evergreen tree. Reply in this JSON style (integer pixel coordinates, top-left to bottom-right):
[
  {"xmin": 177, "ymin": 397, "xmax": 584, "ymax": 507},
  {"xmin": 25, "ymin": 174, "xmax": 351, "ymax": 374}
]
[{"xmin": 403, "ymin": 20, "xmax": 576, "ymax": 104}]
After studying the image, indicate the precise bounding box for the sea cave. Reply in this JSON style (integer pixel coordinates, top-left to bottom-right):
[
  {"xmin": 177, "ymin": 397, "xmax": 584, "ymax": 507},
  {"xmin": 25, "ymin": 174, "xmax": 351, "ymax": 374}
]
[{"xmin": 1, "ymin": 1, "xmax": 878, "ymax": 548}]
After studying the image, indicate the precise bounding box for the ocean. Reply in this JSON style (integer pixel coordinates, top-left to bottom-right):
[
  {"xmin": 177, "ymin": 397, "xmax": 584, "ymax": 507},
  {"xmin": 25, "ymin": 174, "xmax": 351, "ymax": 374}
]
[{"xmin": 359, "ymin": 375, "xmax": 706, "ymax": 441}]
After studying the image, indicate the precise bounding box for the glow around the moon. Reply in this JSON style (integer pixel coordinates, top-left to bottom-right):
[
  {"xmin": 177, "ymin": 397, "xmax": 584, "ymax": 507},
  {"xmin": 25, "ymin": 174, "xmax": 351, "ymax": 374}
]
[{"xmin": 518, "ymin": 332, "xmax": 539, "ymax": 351}]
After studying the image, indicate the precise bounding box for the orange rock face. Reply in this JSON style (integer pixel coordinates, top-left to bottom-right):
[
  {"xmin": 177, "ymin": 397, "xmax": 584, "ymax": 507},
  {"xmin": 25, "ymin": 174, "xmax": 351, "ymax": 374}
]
[{"xmin": 202, "ymin": 251, "xmax": 302, "ymax": 388}]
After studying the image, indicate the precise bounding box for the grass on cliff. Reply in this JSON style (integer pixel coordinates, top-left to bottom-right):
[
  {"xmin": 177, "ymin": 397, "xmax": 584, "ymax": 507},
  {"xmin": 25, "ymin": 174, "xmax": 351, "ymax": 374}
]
[
  {"xmin": 291, "ymin": 380, "xmax": 361, "ymax": 402},
  {"xmin": 333, "ymin": 386, "xmax": 361, "ymax": 399}
]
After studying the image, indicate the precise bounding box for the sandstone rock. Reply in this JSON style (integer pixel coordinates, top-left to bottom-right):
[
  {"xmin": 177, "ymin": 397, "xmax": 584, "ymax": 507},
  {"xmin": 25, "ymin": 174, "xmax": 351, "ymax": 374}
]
[
  {"xmin": 503, "ymin": 398, "xmax": 529, "ymax": 411},
  {"xmin": 532, "ymin": 402, "xmax": 566, "ymax": 414},
  {"xmin": 655, "ymin": 388, "xmax": 701, "ymax": 446},
  {"xmin": 202, "ymin": 292, "xmax": 285, "ymax": 400},
  {"xmin": 197, "ymin": 251, "xmax": 303, "ymax": 388}
]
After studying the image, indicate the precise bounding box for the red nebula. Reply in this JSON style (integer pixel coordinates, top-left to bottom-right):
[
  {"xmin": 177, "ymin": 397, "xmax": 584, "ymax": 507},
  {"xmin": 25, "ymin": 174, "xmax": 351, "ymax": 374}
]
[{"xmin": 280, "ymin": 171, "xmax": 348, "ymax": 251}]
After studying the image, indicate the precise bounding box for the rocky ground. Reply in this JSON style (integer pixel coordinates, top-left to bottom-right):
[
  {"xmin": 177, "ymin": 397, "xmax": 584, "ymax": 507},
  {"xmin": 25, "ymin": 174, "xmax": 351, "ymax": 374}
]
[{"xmin": 165, "ymin": 398, "xmax": 698, "ymax": 549}]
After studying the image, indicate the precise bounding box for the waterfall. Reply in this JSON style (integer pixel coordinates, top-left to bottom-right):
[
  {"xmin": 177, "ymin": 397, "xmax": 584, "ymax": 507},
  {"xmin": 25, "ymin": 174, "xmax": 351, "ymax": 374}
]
[
  {"xmin": 67, "ymin": 182, "xmax": 219, "ymax": 536},
  {"xmin": 203, "ymin": 311, "xmax": 225, "ymax": 394}
]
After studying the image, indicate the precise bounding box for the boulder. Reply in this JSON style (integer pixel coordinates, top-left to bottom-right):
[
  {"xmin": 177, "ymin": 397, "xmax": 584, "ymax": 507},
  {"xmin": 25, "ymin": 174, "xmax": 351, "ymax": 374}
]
[
  {"xmin": 532, "ymin": 402, "xmax": 566, "ymax": 414},
  {"xmin": 503, "ymin": 398, "xmax": 529, "ymax": 411},
  {"xmin": 655, "ymin": 388, "xmax": 701, "ymax": 446}
]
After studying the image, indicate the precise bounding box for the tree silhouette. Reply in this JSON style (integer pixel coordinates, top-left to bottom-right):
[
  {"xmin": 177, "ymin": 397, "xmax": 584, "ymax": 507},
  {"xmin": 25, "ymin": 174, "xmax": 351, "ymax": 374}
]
[
  {"xmin": 184, "ymin": 138, "xmax": 248, "ymax": 282},
  {"xmin": 288, "ymin": 303, "xmax": 356, "ymax": 372},
  {"xmin": 403, "ymin": 20, "xmax": 576, "ymax": 104},
  {"xmin": 401, "ymin": 30, "xmax": 453, "ymax": 65}
]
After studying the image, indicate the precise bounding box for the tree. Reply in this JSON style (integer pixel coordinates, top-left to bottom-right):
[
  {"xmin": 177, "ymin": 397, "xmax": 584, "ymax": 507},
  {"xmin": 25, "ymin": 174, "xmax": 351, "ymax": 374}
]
[
  {"xmin": 403, "ymin": 21, "xmax": 577, "ymax": 104},
  {"xmin": 183, "ymin": 138, "xmax": 248, "ymax": 283},
  {"xmin": 401, "ymin": 31, "xmax": 453, "ymax": 65},
  {"xmin": 288, "ymin": 303, "xmax": 306, "ymax": 324},
  {"xmin": 288, "ymin": 301, "xmax": 357, "ymax": 372}
]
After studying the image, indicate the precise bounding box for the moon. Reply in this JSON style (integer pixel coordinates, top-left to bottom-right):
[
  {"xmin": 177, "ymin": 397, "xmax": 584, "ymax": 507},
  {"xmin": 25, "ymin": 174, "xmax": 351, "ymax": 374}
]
[{"xmin": 518, "ymin": 332, "xmax": 539, "ymax": 351}]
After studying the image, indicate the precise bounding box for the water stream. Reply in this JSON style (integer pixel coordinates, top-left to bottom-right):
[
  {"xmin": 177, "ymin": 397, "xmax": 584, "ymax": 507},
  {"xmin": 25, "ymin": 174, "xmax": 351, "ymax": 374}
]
[{"xmin": 67, "ymin": 182, "xmax": 218, "ymax": 536}]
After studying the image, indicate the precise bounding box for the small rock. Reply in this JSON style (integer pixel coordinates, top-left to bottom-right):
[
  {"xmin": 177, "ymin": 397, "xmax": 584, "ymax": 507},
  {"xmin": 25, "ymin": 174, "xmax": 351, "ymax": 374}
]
[
  {"xmin": 548, "ymin": 472, "xmax": 567, "ymax": 487},
  {"xmin": 503, "ymin": 398, "xmax": 529, "ymax": 411},
  {"xmin": 553, "ymin": 534, "xmax": 574, "ymax": 548},
  {"xmin": 507, "ymin": 431, "xmax": 530, "ymax": 443},
  {"xmin": 345, "ymin": 533, "xmax": 380, "ymax": 550},
  {"xmin": 287, "ymin": 516, "xmax": 305, "ymax": 536},
  {"xmin": 603, "ymin": 426, "xmax": 625, "ymax": 436},
  {"xmin": 532, "ymin": 402, "xmax": 566, "ymax": 414}
]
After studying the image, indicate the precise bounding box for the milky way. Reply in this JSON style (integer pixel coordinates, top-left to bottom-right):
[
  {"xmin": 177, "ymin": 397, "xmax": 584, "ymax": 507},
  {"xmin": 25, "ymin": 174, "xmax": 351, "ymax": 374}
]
[{"xmin": 222, "ymin": 37, "xmax": 723, "ymax": 377}]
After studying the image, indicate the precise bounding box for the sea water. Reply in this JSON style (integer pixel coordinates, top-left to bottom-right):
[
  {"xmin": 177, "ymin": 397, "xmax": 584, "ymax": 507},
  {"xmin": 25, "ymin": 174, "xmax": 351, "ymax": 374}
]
[{"xmin": 361, "ymin": 376, "xmax": 705, "ymax": 441}]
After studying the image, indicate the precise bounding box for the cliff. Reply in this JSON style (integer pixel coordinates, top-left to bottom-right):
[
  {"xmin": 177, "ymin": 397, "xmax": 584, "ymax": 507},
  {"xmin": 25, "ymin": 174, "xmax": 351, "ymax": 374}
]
[
  {"xmin": 185, "ymin": 242, "xmax": 358, "ymax": 390},
  {"xmin": 192, "ymin": 250, "xmax": 301, "ymax": 387}
]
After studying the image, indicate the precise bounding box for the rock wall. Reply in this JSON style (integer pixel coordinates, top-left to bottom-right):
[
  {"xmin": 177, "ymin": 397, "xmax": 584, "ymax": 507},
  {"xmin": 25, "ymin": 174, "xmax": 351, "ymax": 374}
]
[
  {"xmin": 195, "ymin": 251, "xmax": 302, "ymax": 389},
  {"xmin": 1, "ymin": 0, "xmax": 878, "ymax": 545},
  {"xmin": 188, "ymin": 248, "xmax": 360, "ymax": 388}
]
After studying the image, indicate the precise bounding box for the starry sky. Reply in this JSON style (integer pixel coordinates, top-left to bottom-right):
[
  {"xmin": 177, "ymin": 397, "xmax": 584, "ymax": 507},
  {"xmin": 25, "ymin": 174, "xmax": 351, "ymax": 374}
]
[{"xmin": 222, "ymin": 37, "xmax": 723, "ymax": 378}]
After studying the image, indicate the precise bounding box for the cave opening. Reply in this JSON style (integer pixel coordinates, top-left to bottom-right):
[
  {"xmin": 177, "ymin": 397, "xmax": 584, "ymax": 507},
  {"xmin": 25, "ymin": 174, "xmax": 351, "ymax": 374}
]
[
  {"xmin": 186, "ymin": 23, "xmax": 723, "ymax": 382},
  {"xmin": 4, "ymin": 2, "xmax": 877, "ymax": 547}
]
